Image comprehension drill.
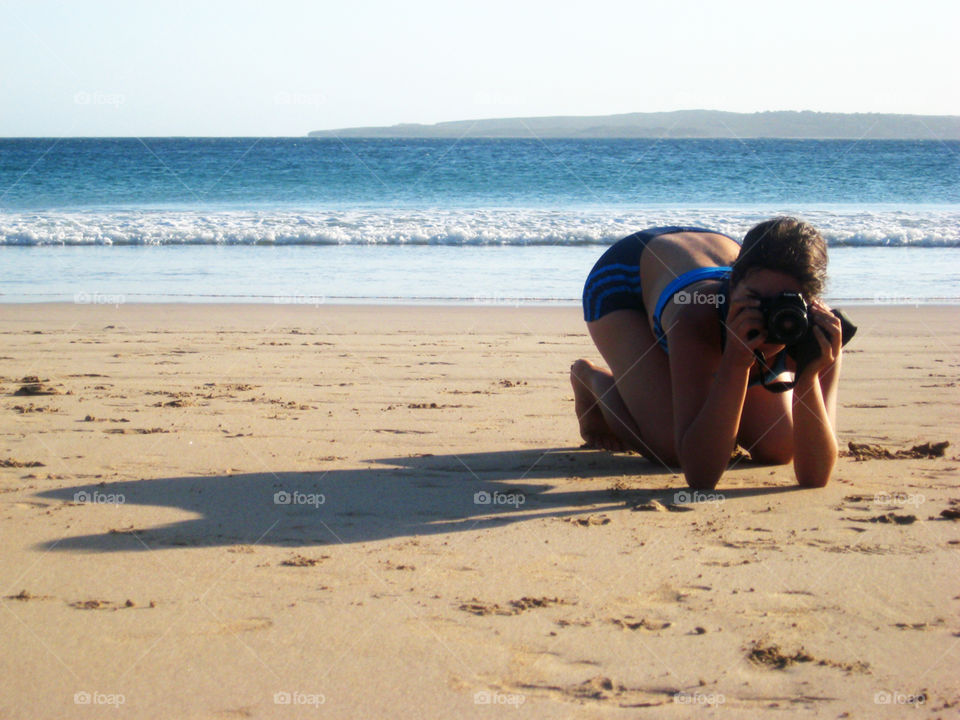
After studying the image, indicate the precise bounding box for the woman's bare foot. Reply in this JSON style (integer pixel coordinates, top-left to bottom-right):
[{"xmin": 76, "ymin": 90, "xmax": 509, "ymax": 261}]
[{"xmin": 570, "ymin": 359, "xmax": 625, "ymax": 452}]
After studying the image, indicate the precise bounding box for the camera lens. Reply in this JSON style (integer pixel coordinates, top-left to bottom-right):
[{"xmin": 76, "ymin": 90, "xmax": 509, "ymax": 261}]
[
  {"xmin": 764, "ymin": 293, "xmax": 808, "ymax": 345},
  {"xmin": 768, "ymin": 306, "xmax": 807, "ymax": 345}
]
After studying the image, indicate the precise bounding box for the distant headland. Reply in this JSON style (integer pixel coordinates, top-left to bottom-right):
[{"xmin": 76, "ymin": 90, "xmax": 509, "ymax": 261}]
[{"xmin": 309, "ymin": 110, "xmax": 960, "ymax": 140}]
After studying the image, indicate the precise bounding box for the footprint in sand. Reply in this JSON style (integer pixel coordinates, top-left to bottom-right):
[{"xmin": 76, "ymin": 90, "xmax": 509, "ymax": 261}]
[
  {"xmin": 563, "ymin": 514, "xmax": 611, "ymax": 526},
  {"xmin": 495, "ymin": 675, "xmax": 675, "ymax": 707},
  {"xmin": 11, "ymin": 501, "xmax": 50, "ymax": 510},
  {"xmin": 459, "ymin": 597, "xmax": 573, "ymax": 616},
  {"xmin": 608, "ymin": 616, "xmax": 671, "ymax": 631},
  {"xmin": 1, "ymin": 458, "xmax": 46, "ymax": 468},
  {"xmin": 204, "ymin": 617, "xmax": 274, "ymax": 635},
  {"xmin": 4, "ymin": 590, "xmax": 54, "ymax": 601},
  {"xmin": 640, "ymin": 583, "xmax": 712, "ymax": 604},
  {"xmin": 747, "ymin": 641, "xmax": 869, "ymax": 673},
  {"xmin": 69, "ymin": 599, "xmax": 140, "ymax": 610},
  {"xmin": 280, "ymin": 554, "xmax": 330, "ymax": 567}
]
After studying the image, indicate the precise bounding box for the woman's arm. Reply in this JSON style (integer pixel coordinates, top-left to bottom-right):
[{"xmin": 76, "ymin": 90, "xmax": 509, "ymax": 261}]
[
  {"xmin": 791, "ymin": 301, "xmax": 843, "ymax": 487},
  {"xmin": 668, "ymin": 295, "xmax": 766, "ymax": 489},
  {"xmin": 673, "ymin": 346, "xmax": 751, "ymax": 489}
]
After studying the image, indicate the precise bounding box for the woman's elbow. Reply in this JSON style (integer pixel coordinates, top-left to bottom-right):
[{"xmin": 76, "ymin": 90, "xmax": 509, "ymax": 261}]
[
  {"xmin": 682, "ymin": 468, "xmax": 721, "ymax": 492},
  {"xmin": 794, "ymin": 449, "xmax": 837, "ymax": 488},
  {"xmin": 795, "ymin": 473, "xmax": 831, "ymax": 489},
  {"xmin": 795, "ymin": 460, "xmax": 834, "ymax": 488}
]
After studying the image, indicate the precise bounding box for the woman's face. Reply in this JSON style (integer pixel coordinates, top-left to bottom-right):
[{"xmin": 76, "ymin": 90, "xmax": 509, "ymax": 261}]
[{"xmin": 733, "ymin": 268, "xmax": 805, "ymax": 359}]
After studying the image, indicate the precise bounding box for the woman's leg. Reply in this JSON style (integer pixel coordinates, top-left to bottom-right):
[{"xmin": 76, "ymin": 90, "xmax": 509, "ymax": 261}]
[
  {"xmin": 570, "ymin": 359, "xmax": 631, "ymax": 452},
  {"xmin": 571, "ymin": 308, "xmax": 679, "ymax": 466}
]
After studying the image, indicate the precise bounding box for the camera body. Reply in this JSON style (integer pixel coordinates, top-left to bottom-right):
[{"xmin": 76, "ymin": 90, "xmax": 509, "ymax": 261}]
[{"xmin": 757, "ymin": 292, "xmax": 857, "ymax": 374}]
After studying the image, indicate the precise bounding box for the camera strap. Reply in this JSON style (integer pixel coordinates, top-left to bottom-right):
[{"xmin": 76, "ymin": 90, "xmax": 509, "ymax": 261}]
[{"xmin": 753, "ymin": 349, "xmax": 795, "ymax": 393}]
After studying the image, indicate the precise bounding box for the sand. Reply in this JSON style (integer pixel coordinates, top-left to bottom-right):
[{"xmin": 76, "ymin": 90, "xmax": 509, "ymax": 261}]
[{"xmin": 1, "ymin": 303, "xmax": 958, "ymax": 718}]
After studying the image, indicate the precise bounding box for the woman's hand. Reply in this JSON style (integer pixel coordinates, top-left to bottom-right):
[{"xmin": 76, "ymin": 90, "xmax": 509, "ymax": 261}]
[
  {"xmin": 798, "ymin": 299, "xmax": 842, "ymax": 381},
  {"xmin": 722, "ymin": 286, "xmax": 767, "ymax": 370}
]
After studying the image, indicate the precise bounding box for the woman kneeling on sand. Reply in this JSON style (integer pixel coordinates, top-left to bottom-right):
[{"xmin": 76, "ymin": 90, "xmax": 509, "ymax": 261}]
[{"xmin": 572, "ymin": 217, "xmax": 847, "ymax": 490}]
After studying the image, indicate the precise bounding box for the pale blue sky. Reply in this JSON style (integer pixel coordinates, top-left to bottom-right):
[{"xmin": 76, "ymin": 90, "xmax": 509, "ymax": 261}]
[{"xmin": 2, "ymin": 0, "xmax": 957, "ymax": 136}]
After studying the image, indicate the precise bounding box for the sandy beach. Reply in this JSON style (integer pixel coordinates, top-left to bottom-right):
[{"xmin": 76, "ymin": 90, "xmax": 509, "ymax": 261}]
[{"xmin": 1, "ymin": 302, "xmax": 958, "ymax": 718}]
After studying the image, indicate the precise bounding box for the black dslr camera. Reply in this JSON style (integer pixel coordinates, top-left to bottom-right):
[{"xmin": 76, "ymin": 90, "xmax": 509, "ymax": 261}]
[{"xmin": 757, "ymin": 292, "xmax": 857, "ymax": 373}]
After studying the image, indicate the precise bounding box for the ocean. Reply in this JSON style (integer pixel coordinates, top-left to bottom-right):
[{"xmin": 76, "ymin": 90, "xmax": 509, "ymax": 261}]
[{"xmin": 1, "ymin": 137, "xmax": 958, "ymax": 304}]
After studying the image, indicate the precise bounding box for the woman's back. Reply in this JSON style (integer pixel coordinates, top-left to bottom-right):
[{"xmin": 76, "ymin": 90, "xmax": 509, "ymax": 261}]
[{"xmin": 640, "ymin": 230, "xmax": 741, "ymax": 332}]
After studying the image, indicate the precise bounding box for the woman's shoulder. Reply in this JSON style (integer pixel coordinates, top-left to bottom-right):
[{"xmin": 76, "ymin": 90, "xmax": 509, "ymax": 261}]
[
  {"xmin": 643, "ymin": 229, "xmax": 740, "ymax": 255},
  {"xmin": 640, "ymin": 232, "xmax": 739, "ymax": 313}
]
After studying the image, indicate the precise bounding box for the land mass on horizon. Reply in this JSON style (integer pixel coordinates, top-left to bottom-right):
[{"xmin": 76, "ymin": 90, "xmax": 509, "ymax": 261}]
[{"xmin": 309, "ymin": 110, "xmax": 960, "ymax": 140}]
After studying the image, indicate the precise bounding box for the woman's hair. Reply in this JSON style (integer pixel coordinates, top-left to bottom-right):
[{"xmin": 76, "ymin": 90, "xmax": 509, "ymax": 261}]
[{"xmin": 730, "ymin": 217, "xmax": 828, "ymax": 299}]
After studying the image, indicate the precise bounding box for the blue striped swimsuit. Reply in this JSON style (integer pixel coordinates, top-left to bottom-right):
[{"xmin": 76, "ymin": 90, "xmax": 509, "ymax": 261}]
[{"xmin": 582, "ymin": 226, "xmax": 736, "ymax": 339}]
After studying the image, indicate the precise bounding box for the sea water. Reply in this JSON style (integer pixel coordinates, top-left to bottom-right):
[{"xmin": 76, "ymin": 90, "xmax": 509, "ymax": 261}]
[{"xmin": 1, "ymin": 137, "xmax": 957, "ymax": 304}]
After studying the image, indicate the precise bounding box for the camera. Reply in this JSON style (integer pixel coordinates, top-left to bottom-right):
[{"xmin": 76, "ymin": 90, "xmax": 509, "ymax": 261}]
[
  {"xmin": 756, "ymin": 292, "xmax": 857, "ymax": 373},
  {"xmin": 758, "ymin": 292, "xmax": 809, "ymax": 345}
]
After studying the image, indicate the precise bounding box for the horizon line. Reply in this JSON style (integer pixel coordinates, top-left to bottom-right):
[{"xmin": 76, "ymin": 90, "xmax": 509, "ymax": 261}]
[{"xmin": 4, "ymin": 109, "xmax": 960, "ymax": 140}]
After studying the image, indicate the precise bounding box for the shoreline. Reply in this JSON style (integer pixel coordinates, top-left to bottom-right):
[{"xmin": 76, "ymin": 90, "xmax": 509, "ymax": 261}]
[{"xmin": 3, "ymin": 245, "xmax": 958, "ymax": 308}]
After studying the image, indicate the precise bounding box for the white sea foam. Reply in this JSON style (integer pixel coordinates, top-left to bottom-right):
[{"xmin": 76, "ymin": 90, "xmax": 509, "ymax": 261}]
[{"xmin": 0, "ymin": 208, "xmax": 958, "ymax": 247}]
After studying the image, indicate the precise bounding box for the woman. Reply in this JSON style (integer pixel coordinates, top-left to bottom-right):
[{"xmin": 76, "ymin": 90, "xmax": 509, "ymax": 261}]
[{"xmin": 571, "ymin": 217, "xmax": 843, "ymax": 490}]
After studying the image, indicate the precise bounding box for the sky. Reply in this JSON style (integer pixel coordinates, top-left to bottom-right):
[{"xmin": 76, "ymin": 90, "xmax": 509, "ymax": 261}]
[{"xmin": 1, "ymin": 0, "xmax": 958, "ymax": 137}]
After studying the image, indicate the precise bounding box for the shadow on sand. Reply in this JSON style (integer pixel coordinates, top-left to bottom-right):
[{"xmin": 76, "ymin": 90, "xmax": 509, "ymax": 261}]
[{"xmin": 35, "ymin": 447, "xmax": 799, "ymax": 552}]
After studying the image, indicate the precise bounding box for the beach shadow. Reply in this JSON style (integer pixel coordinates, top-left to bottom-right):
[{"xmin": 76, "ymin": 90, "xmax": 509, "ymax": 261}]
[{"xmin": 35, "ymin": 447, "xmax": 799, "ymax": 552}]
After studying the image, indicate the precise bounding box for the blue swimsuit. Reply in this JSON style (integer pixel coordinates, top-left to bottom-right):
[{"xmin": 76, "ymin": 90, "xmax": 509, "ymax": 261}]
[
  {"xmin": 651, "ymin": 265, "xmax": 732, "ymax": 353},
  {"xmin": 582, "ymin": 225, "xmax": 736, "ymax": 343}
]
